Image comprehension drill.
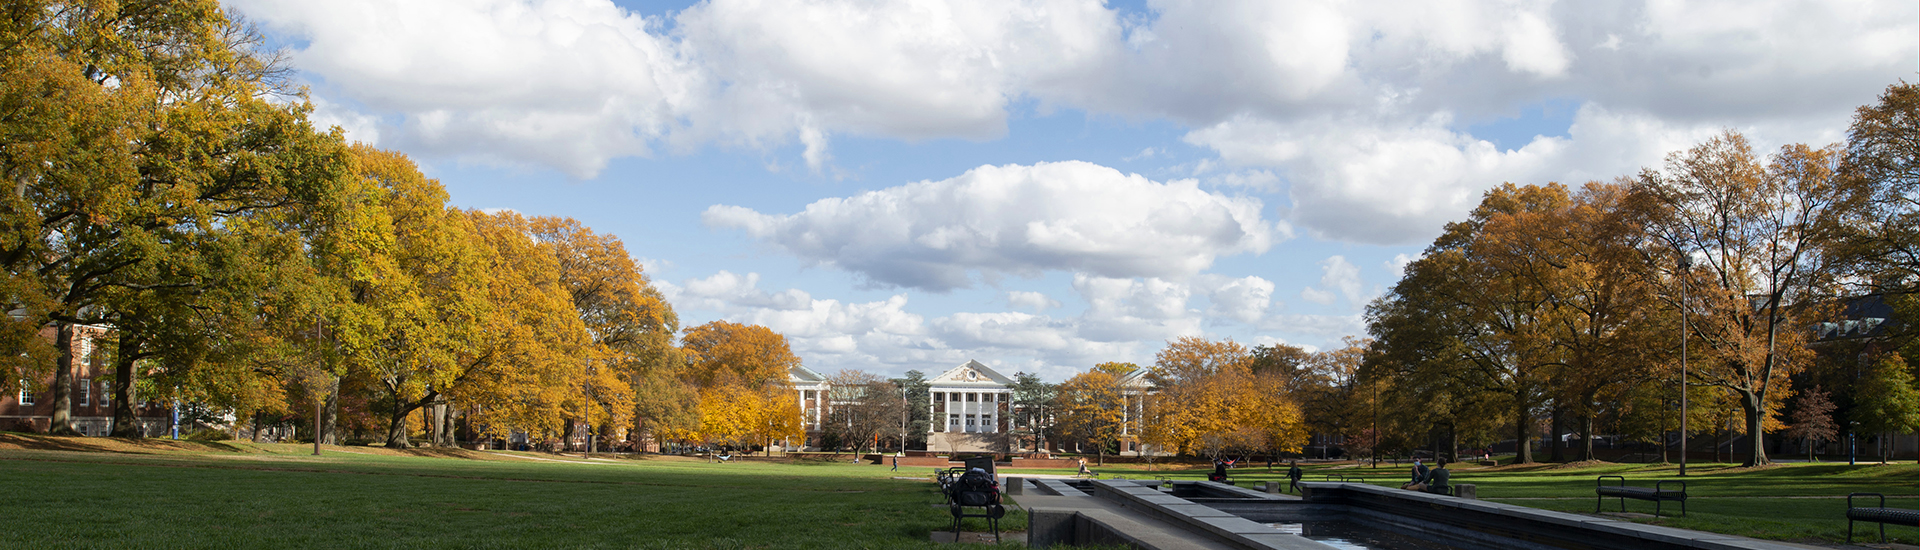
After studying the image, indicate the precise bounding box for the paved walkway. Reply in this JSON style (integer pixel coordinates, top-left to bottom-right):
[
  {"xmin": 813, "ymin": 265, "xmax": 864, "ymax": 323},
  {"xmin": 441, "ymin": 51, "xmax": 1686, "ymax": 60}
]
[{"xmin": 1004, "ymin": 477, "xmax": 1244, "ymax": 550}]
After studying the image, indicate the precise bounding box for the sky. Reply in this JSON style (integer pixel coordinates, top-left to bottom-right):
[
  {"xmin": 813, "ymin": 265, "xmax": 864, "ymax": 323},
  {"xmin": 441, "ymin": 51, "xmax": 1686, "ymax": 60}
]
[{"xmin": 225, "ymin": 0, "xmax": 1918, "ymax": 382}]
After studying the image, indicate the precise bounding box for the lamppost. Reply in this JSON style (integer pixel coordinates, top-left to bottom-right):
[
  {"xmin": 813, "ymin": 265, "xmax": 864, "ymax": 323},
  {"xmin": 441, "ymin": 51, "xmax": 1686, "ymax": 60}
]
[
  {"xmin": 899, "ymin": 385, "xmax": 909, "ymax": 456},
  {"xmin": 1678, "ymin": 254, "xmax": 1691, "ymax": 476}
]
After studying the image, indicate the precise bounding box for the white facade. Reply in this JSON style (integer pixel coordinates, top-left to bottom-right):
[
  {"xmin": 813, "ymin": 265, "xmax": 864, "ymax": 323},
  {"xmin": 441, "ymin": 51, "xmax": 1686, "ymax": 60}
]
[
  {"xmin": 927, "ymin": 360, "xmax": 1012, "ymax": 452},
  {"xmin": 790, "ymin": 365, "xmax": 829, "ymax": 450}
]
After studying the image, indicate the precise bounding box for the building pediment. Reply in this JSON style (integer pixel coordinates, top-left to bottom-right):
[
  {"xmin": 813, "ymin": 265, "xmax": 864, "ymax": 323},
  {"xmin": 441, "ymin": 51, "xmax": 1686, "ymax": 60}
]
[{"xmin": 930, "ymin": 359, "xmax": 1011, "ymax": 386}]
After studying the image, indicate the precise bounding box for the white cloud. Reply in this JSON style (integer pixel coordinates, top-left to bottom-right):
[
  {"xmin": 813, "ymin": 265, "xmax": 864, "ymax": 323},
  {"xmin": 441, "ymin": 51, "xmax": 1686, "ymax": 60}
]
[
  {"xmin": 1007, "ymin": 291, "xmax": 1061, "ymax": 312},
  {"xmin": 237, "ymin": 0, "xmax": 1914, "ymax": 187},
  {"xmin": 1198, "ymin": 275, "xmax": 1276, "ymax": 325},
  {"xmin": 666, "ymin": 269, "xmax": 1308, "ymax": 379},
  {"xmin": 1301, "ymin": 256, "xmax": 1367, "ymax": 308},
  {"xmin": 1185, "ymin": 101, "xmax": 1763, "ymax": 244},
  {"xmin": 704, "ymin": 161, "xmax": 1282, "ymax": 290}
]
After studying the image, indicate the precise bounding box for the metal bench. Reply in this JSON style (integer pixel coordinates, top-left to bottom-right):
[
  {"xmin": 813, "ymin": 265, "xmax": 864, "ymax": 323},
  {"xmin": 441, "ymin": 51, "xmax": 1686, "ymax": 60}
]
[
  {"xmin": 1594, "ymin": 475, "xmax": 1686, "ymax": 517},
  {"xmin": 1847, "ymin": 492, "xmax": 1919, "ymax": 544}
]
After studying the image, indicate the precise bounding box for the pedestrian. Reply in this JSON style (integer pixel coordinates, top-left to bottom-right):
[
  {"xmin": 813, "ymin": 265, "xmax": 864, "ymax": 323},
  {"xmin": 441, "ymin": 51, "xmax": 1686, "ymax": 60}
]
[
  {"xmin": 1287, "ymin": 461, "xmax": 1303, "ymax": 494},
  {"xmin": 891, "ymin": 455, "xmax": 898, "ymax": 471}
]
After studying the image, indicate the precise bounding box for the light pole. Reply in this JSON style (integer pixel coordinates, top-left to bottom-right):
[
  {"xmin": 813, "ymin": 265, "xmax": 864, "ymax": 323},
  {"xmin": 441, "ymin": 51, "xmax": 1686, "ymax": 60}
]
[
  {"xmin": 1678, "ymin": 254, "xmax": 1691, "ymax": 476},
  {"xmin": 899, "ymin": 385, "xmax": 908, "ymax": 455}
]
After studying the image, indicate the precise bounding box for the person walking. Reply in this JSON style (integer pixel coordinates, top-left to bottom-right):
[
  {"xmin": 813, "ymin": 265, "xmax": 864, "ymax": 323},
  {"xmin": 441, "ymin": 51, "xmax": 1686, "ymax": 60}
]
[
  {"xmin": 891, "ymin": 455, "xmax": 898, "ymax": 472},
  {"xmin": 1287, "ymin": 461, "xmax": 1303, "ymax": 494}
]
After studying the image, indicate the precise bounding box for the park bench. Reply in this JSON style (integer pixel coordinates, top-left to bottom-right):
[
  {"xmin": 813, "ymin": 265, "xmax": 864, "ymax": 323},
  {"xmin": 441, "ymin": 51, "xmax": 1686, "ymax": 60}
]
[
  {"xmin": 1594, "ymin": 475, "xmax": 1686, "ymax": 517},
  {"xmin": 1846, "ymin": 492, "xmax": 1919, "ymax": 545}
]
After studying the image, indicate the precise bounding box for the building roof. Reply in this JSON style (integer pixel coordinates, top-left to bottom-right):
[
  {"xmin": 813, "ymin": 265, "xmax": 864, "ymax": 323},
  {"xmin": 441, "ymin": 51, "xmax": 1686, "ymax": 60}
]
[
  {"xmin": 790, "ymin": 364, "xmax": 828, "ymax": 386},
  {"xmin": 1813, "ymin": 294, "xmax": 1899, "ymax": 342},
  {"xmin": 1117, "ymin": 368, "xmax": 1155, "ymax": 389},
  {"xmin": 929, "ymin": 359, "xmax": 1012, "ymax": 387}
]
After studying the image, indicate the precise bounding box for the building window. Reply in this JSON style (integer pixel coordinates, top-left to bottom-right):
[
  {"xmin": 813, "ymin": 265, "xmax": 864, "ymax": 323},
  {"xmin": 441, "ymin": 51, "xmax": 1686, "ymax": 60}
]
[
  {"xmin": 17, "ymin": 380, "xmax": 32, "ymax": 406},
  {"xmin": 966, "ymin": 392, "xmax": 977, "ymax": 402},
  {"xmin": 932, "ymin": 392, "xmax": 943, "ymax": 402},
  {"xmin": 949, "ymin": 392, "xmax": 959, "ymax": 402},
  {"xmin": 79, "ymin": 378, "xmax": 89, "ymax": 406},
  {"xmin": 79, "ymin": 337, "xmax": 93, "ymax": 363},
  {"xmin": 949, "ymin": 414, "xmax": 960, "ymax": 426},
  {"xmin": 100, "ymin": 381, "xmax": 110, "ymax": 406}
]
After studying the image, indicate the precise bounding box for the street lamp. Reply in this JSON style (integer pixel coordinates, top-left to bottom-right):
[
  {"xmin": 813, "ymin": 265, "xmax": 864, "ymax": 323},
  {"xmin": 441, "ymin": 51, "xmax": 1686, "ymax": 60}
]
[{"xmin": 1677, "ymin": 254, "xmax": 1691, "ymax": 476}]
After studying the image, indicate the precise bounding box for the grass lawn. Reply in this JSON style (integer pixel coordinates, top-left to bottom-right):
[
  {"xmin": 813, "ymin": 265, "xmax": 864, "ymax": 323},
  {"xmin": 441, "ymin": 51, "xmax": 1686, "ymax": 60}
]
[
  {"xmin": 4, "ymin": 437, "xmax": 1912, "ymax": 549},
  {"xmin": 0, "ymin": 435, "xmax": 1025, "ymax": 549},
  {"xmin": 1035, "ymin": 457, "xmax": 1919, "ymax": 546}
]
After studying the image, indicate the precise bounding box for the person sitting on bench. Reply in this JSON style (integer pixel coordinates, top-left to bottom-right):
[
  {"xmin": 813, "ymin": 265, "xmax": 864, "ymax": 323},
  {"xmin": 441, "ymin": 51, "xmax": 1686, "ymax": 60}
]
[
  {"xmin": 1422, "ymin": 460, "xmax": 1452, "ymax": 495},
  {"xmin": 1401, "ymin": 459, "xmax": 1428, "ymax": 490},
  {"xmin": 1208, "ymin": 460, "xmax": 1229, "ymax": 482}
]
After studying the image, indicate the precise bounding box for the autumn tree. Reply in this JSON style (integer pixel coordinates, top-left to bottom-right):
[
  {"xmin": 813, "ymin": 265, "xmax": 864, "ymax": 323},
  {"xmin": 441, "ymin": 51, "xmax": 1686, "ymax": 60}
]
[
  {"xmin": 1479, "ymin": 181, "xmax": 1667, "ymax": 460},
  {"xmin": 1785, "ymin": 386, "xmax": 1837, "ymax": 461},
  {"xmin": 530, "ymin": 217, "xmax": 680, "ymax": 449},
  {"xmin": 438, "ymin": 210, "xmax": 594, "ymax": 448},
  {"xmin": 1054, "ymin": 369, "xmax": 1126, "ymax": 464},
  {"xmin": 1830, "ymin": 82, "xmax": 1918, "ymax": 299},
  {"xmin": 1140, "ymin": 337, "xmax": 1305, "ymax": 460},
  {"xmin": 681, "ymin": 321, "xmax": 803, "ymax": 453},
  {"xmin": 1630, "ymin": 131, "xmax": 1845, "ymax": 465},
  {"xmin": 1368, "ymin": 192, "xmax": 1561, "ymax": 464},
  {"xmin": 0, "ymin": 0, "xmax": 349, "ymax": 434}
]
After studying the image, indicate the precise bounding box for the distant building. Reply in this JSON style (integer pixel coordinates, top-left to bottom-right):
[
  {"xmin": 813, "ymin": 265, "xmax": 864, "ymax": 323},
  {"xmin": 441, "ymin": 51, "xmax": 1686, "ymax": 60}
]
[
  {"xmin": 1, "ymin": 324, "xmax": 173, "ymax": 437},
  {"xmin": 927, "ymin": 360, "xmax": 1013, "ymax": 453}
]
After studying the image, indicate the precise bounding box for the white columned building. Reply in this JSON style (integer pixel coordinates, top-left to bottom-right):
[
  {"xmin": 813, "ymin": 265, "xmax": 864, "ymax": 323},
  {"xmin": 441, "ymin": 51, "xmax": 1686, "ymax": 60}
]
[
  {"xmin": 926, "ymin": 360, "xmax": 1012, "ymax": 453},
  {"xmin": 790, "ymin": 365, "xmax": 829, "ymax": 450}
]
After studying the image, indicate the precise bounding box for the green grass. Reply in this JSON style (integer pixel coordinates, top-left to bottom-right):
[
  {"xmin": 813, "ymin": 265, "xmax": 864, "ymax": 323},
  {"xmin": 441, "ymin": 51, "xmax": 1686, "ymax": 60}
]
[
  {"xmin": 0, "ymin": 437, "xmax": 1029, "ymax": 549},
  {"xmin": 3, "ymin": 439, "xmax": 1912, "ymax": 548}
]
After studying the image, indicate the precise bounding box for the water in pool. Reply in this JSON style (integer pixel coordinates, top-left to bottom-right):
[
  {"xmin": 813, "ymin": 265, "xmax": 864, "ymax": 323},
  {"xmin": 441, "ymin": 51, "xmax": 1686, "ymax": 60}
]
[{"xmin": 1269, "ymin": 522, "xmax": 1466, "ymax": 550}]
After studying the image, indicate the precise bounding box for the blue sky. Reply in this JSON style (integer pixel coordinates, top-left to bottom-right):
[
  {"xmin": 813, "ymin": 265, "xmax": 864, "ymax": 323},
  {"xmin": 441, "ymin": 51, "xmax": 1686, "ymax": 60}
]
[{"xmin": 227, "ymin": 0, "xmax": 1917, "ymax": 381}]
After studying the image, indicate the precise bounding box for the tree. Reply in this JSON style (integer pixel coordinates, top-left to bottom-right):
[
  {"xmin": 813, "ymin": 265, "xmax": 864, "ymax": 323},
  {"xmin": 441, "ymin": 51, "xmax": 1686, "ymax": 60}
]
[
  {"xmin": 1479, "ymin": 181, "xmax": 1666, "ymax": 461},
  {"xmin": 1784, "ymin": 386, "xmax": 1837, "ymax": 461},
  {"xmin": 1852, "ymin": 354, "xmax": 1919, "ymax": 464},
  {"xmin": 1054, "ymin": 369, "xmax": 1126, "ymax": 464},
  {"xmin": 529, "ymin": 217, "xmax": 679, "ymax": 449},
  {"xmin": 445, "ymin": 210, "xmax": 593, "ymax": 448},
  {"xmin": 324, "ymin": 146, "xmax": 489, "ymax": 448},
  {"xmin": 681, "ymin": 321, "xmax": 803, "ymax": 454},
  {"xmin": 824, "ymin": 370, "xmax": 899, "ymax": 454},
  {"xmin": 0, "ymin": 1, "xmax": 349, "ymax": 435},
  {"xmin": 1368, "ymin": 191, "xmax": 1561, "ymax": 464},
  {"xmin": 1630, "ymin": 131, "xmax": 1845, "ymax": 465},
  {"xmin": 1006, "ymin": 372, "xmax": 1055, "ymax": 453},
  {"xmin": 1830, "ymin": 82, "xmax": 1918, "ymax": 298},
  {"xmin": 1140, "ymin": 337, "xmax": 1306, "ymax": 460},
  {"xmin": 889, "ymin": 370, "xmax": 931, "ymax": 450}
]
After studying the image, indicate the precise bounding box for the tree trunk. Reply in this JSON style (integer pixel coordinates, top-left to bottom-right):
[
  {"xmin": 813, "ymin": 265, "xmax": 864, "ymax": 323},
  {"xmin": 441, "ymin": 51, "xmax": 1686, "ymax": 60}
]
[
  {"xmin": 320, "ymin": 391, "xmax": 338, "ymax": 445},
  {"xmin": 1740, "ymin": 389, "xmax": 1767, "ymax": 466},
  {"xmin": 1549, "ymin": 407, "xmax": 1565, "ymax": 462},
  {"xmin": 252, "ymin": 412, "xmax": 265, "ymax": 443},
  {"xmin": 1515, "ymin": 398, "xmax": 1534, "ymax": 464},
  {"xmin": 1445, "ymin": 424, "xmax": 1459, "ymax": 464},
  {"xmin": 109, "ymin": 337, "xmax": 142, "ymax": 438},
  {"xmin": 1581, "ymin": 413, "xmax": 1596, "ymax": 461},
  {"xmin": 49, "ymin": 323, "xmax": 77, "ymax": 435},
  {"xmin": 386, "ymin": 395, "xmax": 413, "ymax": 449},
  {"xmin": 428, "ymin": 398, "xmax": 449, "ymax": 447}
]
